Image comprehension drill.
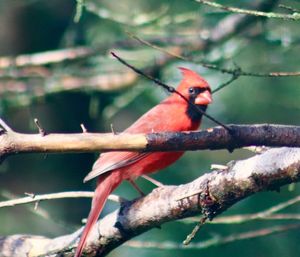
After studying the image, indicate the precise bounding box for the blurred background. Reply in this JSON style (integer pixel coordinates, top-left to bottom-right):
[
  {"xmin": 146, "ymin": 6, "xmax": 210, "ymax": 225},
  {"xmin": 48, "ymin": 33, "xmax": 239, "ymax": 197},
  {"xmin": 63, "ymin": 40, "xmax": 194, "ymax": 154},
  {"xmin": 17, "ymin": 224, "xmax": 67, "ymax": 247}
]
[{"xmin": 0, "ymin": 0, "xmax": 300, "ymax": 256}]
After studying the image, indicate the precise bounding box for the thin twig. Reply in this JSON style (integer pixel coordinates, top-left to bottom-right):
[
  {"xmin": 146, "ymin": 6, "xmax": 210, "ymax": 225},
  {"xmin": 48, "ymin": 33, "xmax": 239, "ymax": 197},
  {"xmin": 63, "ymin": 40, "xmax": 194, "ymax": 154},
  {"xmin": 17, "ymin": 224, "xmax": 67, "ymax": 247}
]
[
  {"xmin": 211, "ymin": 214, "xmax": 300, "ymax": 223},
  {"xmin": 125, "ymin": 224, "xmax": 300, "ymax": 250},
  {"xmin": 111, "ymin": 51, "xmax": 233, "ymax": 133},
  {"xmin": 212, "ymin": 74, "xmax": 239, "ymax": 93},
  {"xmin": 0, "ymin": 118, "xmax": 13, "ymax": 132},
  {"xmin": 1, "ymin": 190, "xmax": 78, "ymax": 232},
  {"xmin": 80, "ymin": 123, "xmax": 88, "ymax": 133},
  {"xmin": 278, "ymin": 4, "xmax": 300, "ymax": 13},
  {"xmin": 129, "ymin": 33, "xmax": 300, "ymax": 78},
  {"xmin": 183, "ymin": 217, "xmax": 207, "ymax": 245},
  {"xmin": 184, "ymin": 195, "xmax": 300, "ymax": 224},
  {"xmin": 127, "ymin": 32, "xmax": 187, "ymax": 60},
  {"xmin": 34, "ymin": 118, "xmax": 47, "ymax": 136},
  {"xmin": 74, "ymin": 0, "xmax": 85, "ymax": 22},
  {"xmin": 0, "ymin": 191, "xmax": 124, "ymax": 208},
  {"xmin": 196, "ymin": 0, "xmax": 300, "ymax": 21}
]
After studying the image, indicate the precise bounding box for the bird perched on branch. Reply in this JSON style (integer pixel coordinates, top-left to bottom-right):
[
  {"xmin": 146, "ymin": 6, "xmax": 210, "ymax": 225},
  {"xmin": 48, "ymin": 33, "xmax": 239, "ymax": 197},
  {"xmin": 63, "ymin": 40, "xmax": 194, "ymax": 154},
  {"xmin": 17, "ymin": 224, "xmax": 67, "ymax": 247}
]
[{"xmin": 74, "ymin": 67, "xmax": 212, "ymax": 257}]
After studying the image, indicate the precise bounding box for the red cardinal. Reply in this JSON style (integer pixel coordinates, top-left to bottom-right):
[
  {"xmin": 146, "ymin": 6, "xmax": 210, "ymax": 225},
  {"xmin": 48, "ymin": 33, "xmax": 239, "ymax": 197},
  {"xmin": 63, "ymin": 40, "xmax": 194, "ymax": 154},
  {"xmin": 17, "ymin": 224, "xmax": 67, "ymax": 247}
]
[{"xmin": 74, "ymin": 67, "xmax": 212, "ymax": 257}]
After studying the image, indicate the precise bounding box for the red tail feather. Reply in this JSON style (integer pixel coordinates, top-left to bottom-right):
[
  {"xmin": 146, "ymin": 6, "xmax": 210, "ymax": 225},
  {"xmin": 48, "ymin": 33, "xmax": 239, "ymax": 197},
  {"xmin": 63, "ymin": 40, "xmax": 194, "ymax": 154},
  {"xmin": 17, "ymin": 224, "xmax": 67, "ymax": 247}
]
[{"xmin": 74, "ymin": 172, "xmax": 122, "ymax": 257}]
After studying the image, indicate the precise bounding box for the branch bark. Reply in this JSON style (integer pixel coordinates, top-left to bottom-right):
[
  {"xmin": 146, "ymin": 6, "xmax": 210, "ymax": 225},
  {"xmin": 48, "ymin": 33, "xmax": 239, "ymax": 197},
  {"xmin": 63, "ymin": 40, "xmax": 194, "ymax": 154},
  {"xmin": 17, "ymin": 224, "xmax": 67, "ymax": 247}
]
[
  {"xmin": 0, "ymin": 122, "xmax": 300, "ymax": 161},
  {"xmin": 0, "ymin": 147, "xmax": 299, "ymax": 256}
]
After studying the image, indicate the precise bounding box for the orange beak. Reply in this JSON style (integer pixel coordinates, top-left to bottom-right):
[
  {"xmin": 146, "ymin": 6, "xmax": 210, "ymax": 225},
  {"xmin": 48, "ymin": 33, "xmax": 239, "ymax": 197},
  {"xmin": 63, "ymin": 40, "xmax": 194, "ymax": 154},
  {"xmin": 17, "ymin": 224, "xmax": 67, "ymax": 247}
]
[{"xmin": 195, "ymin": 90, "xmax": 212, "ymax": 105}]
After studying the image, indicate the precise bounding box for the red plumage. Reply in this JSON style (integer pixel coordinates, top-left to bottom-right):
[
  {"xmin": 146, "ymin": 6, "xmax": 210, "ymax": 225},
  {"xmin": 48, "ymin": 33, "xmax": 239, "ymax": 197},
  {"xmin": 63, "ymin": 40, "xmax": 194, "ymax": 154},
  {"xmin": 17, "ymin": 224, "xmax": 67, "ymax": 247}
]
[{"xmin": 74, "ymin": 67, "xmax": 212, "ymax": 257}]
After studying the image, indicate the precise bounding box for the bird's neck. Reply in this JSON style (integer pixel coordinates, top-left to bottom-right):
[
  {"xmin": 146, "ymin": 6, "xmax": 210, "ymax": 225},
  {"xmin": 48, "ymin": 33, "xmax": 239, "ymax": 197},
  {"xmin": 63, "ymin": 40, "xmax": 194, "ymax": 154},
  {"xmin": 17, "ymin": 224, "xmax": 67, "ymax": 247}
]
[
  {"xmin": 167, "ymin": 93, "xmax": 207, "ymax": 123},
  {"xmin": 163, "ymin": 95, "xmax": 206, "ymax": 130},
  {"xmin": 186, "ymin": 104, "xmax": 207, "ymax": 123}
]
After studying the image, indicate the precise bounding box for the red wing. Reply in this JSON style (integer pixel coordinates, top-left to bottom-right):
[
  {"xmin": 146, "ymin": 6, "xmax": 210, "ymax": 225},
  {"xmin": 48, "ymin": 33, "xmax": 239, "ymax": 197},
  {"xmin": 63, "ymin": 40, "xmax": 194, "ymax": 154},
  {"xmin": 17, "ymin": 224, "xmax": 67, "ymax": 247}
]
[
  {"xmin": 83, "ymin": 152, "xmax": 149, "ymax": 182},
  {"xmin": 84, "ymin": 99, "xmax": 191, "ymax": 182}
]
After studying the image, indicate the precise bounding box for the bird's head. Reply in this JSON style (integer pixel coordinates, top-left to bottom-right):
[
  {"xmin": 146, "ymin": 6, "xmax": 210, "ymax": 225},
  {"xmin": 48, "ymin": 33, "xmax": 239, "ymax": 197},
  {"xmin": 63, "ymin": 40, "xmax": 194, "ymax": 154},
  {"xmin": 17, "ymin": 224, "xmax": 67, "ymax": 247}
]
[{"xmin": 177, "ymin": 67, "xmax": 212, "ymax": 106}]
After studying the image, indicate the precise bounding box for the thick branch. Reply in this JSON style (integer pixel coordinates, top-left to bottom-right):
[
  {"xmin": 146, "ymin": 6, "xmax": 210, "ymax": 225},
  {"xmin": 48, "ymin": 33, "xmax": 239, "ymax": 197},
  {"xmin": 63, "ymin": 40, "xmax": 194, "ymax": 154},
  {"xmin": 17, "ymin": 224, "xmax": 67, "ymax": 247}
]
[
  {"xmin": 0, "ymin": 147, "xmax": 299, "ymax": 256},
  {"xmin": 0, "ymin": 123, "xmax": 300, "ymax": 161}
]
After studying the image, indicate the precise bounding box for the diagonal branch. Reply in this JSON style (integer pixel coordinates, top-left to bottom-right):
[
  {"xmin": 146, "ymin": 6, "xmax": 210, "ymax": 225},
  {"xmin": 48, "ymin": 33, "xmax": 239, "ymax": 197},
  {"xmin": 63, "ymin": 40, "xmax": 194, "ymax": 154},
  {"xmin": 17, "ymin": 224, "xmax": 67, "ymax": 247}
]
[
  {"xmin": 125, "ymin": 223, "xmax": 300, "ymax": 250},
  {"xmin": 0, "ymin": 147, "xmax": 299, "ymax": 256},
  {"xmin": 129, "ymin": 33, "xmax": 300, "ymax": 79},
  {"xmin": 111, "ymin": 51, "xmax": 232, "ymax": 132}
]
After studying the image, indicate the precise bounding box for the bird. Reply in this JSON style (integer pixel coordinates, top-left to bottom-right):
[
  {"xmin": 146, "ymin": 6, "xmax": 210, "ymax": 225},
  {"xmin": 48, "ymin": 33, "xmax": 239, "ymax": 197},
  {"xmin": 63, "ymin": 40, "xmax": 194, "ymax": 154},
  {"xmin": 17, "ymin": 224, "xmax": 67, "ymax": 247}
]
[{"xmin": 74, "ymin": 67, "xmax": 212, "ymax": 257}]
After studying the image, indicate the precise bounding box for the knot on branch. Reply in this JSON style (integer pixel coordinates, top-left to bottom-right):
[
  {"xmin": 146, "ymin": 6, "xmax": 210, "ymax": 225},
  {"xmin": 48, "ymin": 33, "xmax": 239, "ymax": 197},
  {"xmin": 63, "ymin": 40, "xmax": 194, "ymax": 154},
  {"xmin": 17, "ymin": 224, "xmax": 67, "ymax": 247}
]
[{"xmin": 198, "ymin": 179, "xmax": 221, "ymax": 220}]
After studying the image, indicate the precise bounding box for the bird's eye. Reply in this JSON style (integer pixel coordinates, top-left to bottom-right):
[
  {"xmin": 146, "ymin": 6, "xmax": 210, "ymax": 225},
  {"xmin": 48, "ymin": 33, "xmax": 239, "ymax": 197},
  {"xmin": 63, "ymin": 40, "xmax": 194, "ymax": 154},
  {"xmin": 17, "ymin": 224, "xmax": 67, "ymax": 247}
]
[{"xmin": 188, "ymin": 87, "xmax": 195, "ymax": 94}]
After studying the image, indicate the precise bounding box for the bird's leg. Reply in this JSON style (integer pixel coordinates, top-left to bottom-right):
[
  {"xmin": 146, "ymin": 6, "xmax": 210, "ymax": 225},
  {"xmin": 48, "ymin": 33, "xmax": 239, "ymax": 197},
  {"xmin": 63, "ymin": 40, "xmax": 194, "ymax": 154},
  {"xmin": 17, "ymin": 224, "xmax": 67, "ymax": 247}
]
[
  {"xmin": 141, "ymin": 175, "xmax": 164, "ymax": 187},
  {"xmin": 128, "ymin": 179, "xmax": 145, "ymax": 196}
]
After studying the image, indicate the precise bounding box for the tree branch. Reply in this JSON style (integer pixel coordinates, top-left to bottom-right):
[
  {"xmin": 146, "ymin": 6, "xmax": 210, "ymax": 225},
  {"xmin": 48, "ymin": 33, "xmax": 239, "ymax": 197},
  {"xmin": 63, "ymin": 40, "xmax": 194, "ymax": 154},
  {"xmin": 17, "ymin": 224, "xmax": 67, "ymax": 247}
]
[
  {"xmin": 0, "ymin": 147, "xmax": 299, "ymax": 256},
  {"xmin": 196, "ymin": 0, "xmax": 300, "ymax": 21},
  {"xmin": 129, "ymin": 32, "xmax": 300, "ymax": 79},
  {"xmin": 125, "ymin": 223, "xmax": 300, "ymax": 250},
  {"xmin": 0, "ymin": 47, "xmax": 94, "ymax": 69},
  {"xmin": 185, "ymin": 194, "xmax": 300, "ymax": 224},
  {"xmin": 0, "ymin": 121, "xmax": 300, "ymax": 161},
  {"xmin": 0, "ymin": 191, "xmax": 124, "ymax": 208}
]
